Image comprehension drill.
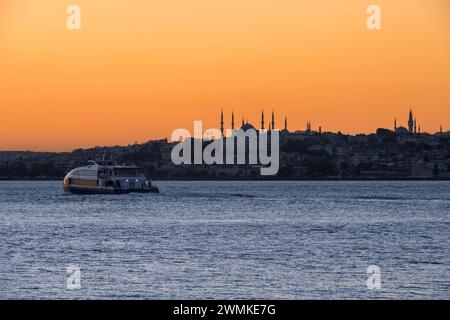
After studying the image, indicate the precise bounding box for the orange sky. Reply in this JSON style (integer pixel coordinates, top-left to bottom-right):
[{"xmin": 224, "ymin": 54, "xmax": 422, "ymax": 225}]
[{"xmin": 0, "ymin": 0, "xmax": 449, "ymax": 151}]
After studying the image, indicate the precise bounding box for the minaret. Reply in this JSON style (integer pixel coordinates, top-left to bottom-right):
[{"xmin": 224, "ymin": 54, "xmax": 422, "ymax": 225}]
[
  {"xmin": 440, "ymin": 125, "xmax": 443, "ymax": 134},
  {"xmin": 231, "ymin": 111, "xmax": 235, "ymax": 130},
  {"xmin": 271, "ymin": 111, "xmax": 275, "ymax": 130},
  {"xmin": 261, "ymin": 110, "xmax": 265, "ymax": 130},
  {"xmin": 394, "ymin": 118, "xmax": 397, "ymax": 131},
  {"xmin": 418, "ymin": 125, "xmax": 421, "ymax": 134},
  {"xmin": 284, "ymin": 116, "xmax": 288, "ymax": 131},
  {"xmin": 408, "ymin": 108, "xmax": 414, "ymax": 133},
  {"xmin": 242, "ymin": 117, "xmax": 244, "ymax": 127},
  {"xmin": 414, "ymin": 119, "xmax": 417, "ymax": 134},
  {"xmin": 220, "ymin": 110, "xmax": 224, "ymax": 136}
]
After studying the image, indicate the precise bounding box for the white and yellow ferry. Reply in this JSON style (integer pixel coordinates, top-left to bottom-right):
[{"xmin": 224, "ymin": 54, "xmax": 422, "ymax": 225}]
[{"xmin": 63, "ymin": 160, "xmax": 158, "ymax": 194}]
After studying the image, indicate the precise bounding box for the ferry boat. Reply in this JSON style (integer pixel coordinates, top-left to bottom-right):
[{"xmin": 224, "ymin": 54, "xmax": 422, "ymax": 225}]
[{"xmin": 63, "ymin": 160, "xmax": 159, "ymax": 194}]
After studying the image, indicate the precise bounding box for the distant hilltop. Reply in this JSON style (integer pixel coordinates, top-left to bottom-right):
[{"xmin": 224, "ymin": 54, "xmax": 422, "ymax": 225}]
[
  {"xmin": 215, "ymin": 108, "xmax": 445, "ymax": 136},
  {"xmin": 1, "ymin": 118, "xmax": 450, "ymax": 180}
]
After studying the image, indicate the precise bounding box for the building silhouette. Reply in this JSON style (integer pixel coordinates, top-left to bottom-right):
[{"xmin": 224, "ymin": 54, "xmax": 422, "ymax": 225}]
[
  {"xmin": 408, "ymin": 108, "xmax": 414, "ymax": 133},
  {"xmin": 219, "ymin": 110, "xmax": 289, "ymax": 134},
  {"xmin": 395, "ymin": 108, "xmax": 420, "ymax": 135}
]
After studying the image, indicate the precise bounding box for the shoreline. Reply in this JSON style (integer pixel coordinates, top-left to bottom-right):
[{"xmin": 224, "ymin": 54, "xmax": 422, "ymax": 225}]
[{"xmin": 1, "ymin": 178, "xmax": 450, "ymax": 182}]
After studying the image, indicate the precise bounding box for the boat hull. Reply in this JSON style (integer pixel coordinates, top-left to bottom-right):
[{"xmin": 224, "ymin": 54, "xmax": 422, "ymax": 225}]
[{"xmin": 64, "ymin": 185, "xmax": 159, "ymax": 194}]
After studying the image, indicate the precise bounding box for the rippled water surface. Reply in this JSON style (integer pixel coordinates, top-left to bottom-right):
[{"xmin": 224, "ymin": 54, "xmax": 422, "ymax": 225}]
[{"xmin": 0, "ymin": 181, "xmax": 449, "ymax": 299}]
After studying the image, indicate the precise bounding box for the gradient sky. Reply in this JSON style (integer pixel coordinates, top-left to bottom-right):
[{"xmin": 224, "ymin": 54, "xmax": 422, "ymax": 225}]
[{"xmin": 0, "ymin": 0, "xmax": 449, "ymax": 151}]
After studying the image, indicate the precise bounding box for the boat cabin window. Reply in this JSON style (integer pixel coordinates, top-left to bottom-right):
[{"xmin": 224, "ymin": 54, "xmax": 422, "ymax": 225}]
[
  {"xmin": 77, "ymin": 169, "xmax": 97, "ymax": 177},
  {"xmin": 113, "ymin": 168, "xmax": 143, "ymax": 177}
]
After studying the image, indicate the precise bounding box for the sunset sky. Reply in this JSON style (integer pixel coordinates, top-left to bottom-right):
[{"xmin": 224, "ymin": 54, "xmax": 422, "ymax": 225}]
[{"xmin": 0, "ymin": 0, "xmax": 449, "ymax": 151}]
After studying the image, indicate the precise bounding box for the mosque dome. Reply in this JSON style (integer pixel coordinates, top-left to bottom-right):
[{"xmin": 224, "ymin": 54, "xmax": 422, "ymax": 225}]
[
  {"xmin": 395, "ymin": 126, "xmax": 409, "ymax": 135},
  {"xmin": 240, "ymin": 122, "xmax": 256, "ymax": 132}
]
